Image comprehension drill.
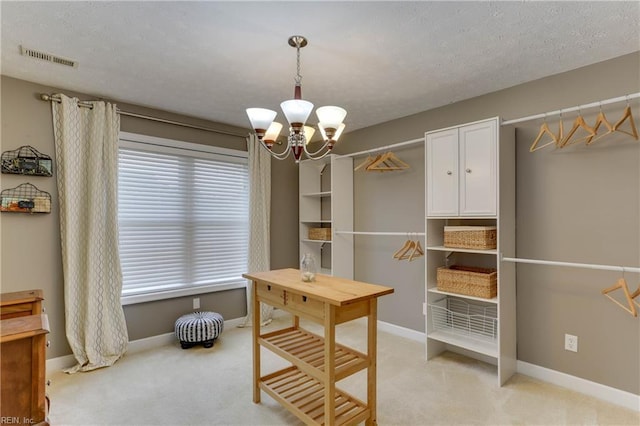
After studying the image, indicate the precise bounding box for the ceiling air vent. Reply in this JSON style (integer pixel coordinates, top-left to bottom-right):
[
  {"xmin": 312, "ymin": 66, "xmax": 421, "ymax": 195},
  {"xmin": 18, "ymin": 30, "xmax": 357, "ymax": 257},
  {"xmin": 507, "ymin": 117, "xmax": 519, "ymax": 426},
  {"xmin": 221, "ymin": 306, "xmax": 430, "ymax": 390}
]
[{"xmin": 20, "ymin": 45, "xmax": 78, "ymax": 68}]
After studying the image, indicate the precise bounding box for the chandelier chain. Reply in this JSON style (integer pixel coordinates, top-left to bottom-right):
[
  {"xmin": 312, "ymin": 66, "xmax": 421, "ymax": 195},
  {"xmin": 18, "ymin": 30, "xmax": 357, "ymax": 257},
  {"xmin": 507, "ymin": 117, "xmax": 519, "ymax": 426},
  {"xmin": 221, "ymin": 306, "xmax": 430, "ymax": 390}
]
[{"xmin": 295, "ymin": 43, "xmax": 302, "ymax": 84}]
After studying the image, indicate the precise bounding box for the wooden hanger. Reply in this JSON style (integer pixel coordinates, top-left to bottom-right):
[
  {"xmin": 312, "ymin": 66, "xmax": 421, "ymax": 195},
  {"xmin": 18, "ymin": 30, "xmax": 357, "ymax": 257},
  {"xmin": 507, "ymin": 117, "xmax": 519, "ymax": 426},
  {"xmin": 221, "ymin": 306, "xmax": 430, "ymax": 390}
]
[
  {"xmin": 613, "ymin": 105, "xmax": 639, "ymax": 141},
  {"xmin": 602, "ymin": 278, "xmax": 637, "ymax": 317},
  {"xmin": 530, "ymin": 119, "xmax": 563, "ymax": 152},
  {"xmin": 354, "ymin": 155, "xmax": 375, "ymax": 172},
  {"xmin": 366, "ymin": 152, "xmax": 410, "ymax": 172},
  {"xmin": 629, "ymin": 285, "xmax": 640, "ymax": 310},
  {"xmin": 559, "ymin": 114, "xmax": 596, "ymax": 148},
  {"xmin": 408, "ymin": 240, "xmax": 424, "ymax": 261},
  {"xmin": 365, "ymin": 152, "xmax": 393, "ymax": 171},
  {"xmin": 585, "ymin": 110, "xmax": 614, "ymax": 145},
  {"xmin": 395, "ymin": 240, "xmax": 416, "ymax": 261},
  {"xmin": 393, "ymin": 239, "xmax": 413, "ymax": 259}
]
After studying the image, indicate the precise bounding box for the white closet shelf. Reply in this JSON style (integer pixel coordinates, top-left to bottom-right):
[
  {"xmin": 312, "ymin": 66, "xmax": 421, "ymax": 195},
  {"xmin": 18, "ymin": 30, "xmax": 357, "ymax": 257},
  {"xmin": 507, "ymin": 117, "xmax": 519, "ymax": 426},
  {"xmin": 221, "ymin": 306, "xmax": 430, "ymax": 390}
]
[
  {"xmin": 427, "ymin": 288, "xmax": 498, "ymax": 304},
  {"xmin": 301, "ymin": 239, "xmax": 332, "ymax": 244},
  {"xmin": 300, "ymin": 220, "xmax": 332, "ymax": 224},
  {"xmin": 426, "ymin": 245, "xmax": 497, "ymax": 255},
  {"xmin": 427, "ymin": 330, "xmax": 497, "ymax": 358},
  {"xmin": 301, "ymin": 191, "xmax": 331, "ymax": 198}
]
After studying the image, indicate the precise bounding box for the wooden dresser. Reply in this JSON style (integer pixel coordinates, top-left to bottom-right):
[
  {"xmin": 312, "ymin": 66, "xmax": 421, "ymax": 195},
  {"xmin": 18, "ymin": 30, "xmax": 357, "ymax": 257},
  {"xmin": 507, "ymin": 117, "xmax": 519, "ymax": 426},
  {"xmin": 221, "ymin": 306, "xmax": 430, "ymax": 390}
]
[{"xmin": 1, "ymin": 290, "xmax": 50, "ymax": 426}]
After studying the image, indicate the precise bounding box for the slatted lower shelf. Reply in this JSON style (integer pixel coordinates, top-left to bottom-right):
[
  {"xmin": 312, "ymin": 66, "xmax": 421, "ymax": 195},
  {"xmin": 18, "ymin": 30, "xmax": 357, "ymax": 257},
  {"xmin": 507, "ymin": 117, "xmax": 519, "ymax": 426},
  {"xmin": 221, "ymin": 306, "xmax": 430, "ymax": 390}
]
[
  {"xmin": 260, "ymin": 366, "xmax": 370, "ymax": 426},
  {"xmin": 260, "ymin": 327, "xmax": 368, "ymax": 381}
]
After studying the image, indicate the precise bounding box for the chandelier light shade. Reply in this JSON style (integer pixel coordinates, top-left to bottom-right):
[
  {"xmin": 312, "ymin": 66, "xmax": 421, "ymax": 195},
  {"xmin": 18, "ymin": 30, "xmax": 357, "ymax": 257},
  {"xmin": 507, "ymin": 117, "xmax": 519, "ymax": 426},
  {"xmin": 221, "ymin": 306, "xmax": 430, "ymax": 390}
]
[
  {"xmin": 246, "ymin": 35, "xmax": 347, "ymax": 162},
  {"xmin": 246, "ymin": 108, "xmax": 277, "ymax": 139},
  {"xmin": 263, "ymin": 122, "xmax": 283, "ymax": 149},
  {"xmin": 303, "ymin": 126, "xmax": 316, "ymax": 145},
  {"xmin": 280, "ymin": 100, "xmax": 314, "ymax": 128}
]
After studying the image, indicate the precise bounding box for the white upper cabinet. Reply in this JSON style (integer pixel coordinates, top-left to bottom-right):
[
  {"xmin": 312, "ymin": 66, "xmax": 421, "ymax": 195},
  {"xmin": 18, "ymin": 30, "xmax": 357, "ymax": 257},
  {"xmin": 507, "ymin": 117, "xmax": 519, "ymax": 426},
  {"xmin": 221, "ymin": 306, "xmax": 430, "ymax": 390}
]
[
  {"xmin": 426, "ymin": 129, "xmax": 459, "ymax": 216},
  {"xmin": 459, "ymin": 120, "xmax": 497, "ymax": 216},
  {"xmin": 427, "ymin": 119, "xmax": 497, "ymax": 217}
]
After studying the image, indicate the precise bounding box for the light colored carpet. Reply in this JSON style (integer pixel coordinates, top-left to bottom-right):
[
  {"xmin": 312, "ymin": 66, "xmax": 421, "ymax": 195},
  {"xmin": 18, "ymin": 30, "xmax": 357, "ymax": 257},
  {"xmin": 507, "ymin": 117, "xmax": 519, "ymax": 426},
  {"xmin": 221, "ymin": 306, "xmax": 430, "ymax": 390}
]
[{"xmin": 48, "ymin": 312, "xmax": 639, "ymax": 425}]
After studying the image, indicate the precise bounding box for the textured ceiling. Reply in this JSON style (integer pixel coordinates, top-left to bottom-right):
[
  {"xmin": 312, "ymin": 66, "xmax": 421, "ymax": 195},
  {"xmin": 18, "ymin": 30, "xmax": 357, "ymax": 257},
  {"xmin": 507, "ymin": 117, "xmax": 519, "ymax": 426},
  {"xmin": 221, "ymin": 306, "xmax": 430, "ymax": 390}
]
[{"xmin": 2, "ymin": 1, "xmax": 639, "ymax": 132}]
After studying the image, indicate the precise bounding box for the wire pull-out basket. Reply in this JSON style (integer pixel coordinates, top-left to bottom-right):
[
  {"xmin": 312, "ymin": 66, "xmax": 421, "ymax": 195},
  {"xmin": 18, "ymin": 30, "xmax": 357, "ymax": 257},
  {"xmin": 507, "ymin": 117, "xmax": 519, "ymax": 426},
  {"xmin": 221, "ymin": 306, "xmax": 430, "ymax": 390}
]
[{"xmin": 429, "ymin": 297, "xmax": 497, "ymax": 341}]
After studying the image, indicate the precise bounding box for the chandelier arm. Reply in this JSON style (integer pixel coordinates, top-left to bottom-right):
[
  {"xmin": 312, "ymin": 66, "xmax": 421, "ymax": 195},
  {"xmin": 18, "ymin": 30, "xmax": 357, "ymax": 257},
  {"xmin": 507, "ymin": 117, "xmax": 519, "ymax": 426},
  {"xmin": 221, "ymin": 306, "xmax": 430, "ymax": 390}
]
[
  {"xmin": 303, "ymin": 139, "xmax": 333, "ymax": 157},
  {"xmin": 304, "ymin": 148, "xmax": 332, "ymax": 161},
  {"xmin": 260, "ymin": 139, "xmax": 292, "ymax": 160}
]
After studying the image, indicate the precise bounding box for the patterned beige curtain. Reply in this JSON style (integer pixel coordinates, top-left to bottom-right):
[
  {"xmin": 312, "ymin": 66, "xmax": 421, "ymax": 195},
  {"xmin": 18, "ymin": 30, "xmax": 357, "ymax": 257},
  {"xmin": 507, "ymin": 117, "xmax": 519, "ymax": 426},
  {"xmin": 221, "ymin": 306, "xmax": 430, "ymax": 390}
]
[
  {"xmin": 240, "ymin": 134, "xmax": 273, "ymax": 327},
  {"xmin": 52, "ymin": 93, "xmax": 128, "ymax": 372}
]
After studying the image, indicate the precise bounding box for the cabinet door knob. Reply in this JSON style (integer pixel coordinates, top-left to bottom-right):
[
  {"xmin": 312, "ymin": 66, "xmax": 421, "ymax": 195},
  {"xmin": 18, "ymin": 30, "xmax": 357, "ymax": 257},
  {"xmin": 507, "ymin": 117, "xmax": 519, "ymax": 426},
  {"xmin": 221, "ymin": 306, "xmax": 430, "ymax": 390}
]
[
  {"xmin": 46, "ymin": 340, "xmax": 51, "ymax": 348},
  {"xmin": 466, "ymin": 168, "xmax": 472, "ymax": 173},
  {"xmin": 47, "ymin": 380, "xmax": 51, "ymax": 386},
  {"xmin": 446, "ymin": 171, "xmax": 452, "ymax": 175}
]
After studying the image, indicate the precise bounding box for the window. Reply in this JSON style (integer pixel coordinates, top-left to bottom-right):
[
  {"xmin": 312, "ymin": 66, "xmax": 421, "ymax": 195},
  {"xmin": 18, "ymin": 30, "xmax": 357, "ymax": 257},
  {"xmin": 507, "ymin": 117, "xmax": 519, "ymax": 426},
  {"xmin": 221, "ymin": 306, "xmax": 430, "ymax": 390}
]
[{"xmin": 118, "ymin": 132, "xmax": 249, "ymax": 304}]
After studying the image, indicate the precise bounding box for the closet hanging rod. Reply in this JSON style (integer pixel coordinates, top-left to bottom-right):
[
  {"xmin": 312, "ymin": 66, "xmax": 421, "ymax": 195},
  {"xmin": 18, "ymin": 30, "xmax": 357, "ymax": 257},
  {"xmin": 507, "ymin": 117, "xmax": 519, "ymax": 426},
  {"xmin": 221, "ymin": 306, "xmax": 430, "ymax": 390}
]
[
  {"xmin": 501, "ymin": 256, "xmax": 640, "ymax": 274},
  {"xmin": 40, "ymin": 93, "xmax": 246, "ymax": 138},
  {"xmin": 501, "ymin": 92, "xmax": 640, "ymax": 126},
  {"xmin": 336, "ymin": 231, "xmax": 425, "ymax": 236},
  {"xmin": 337, "ymin": 137, "xmax": 424, "ymax": 158}
]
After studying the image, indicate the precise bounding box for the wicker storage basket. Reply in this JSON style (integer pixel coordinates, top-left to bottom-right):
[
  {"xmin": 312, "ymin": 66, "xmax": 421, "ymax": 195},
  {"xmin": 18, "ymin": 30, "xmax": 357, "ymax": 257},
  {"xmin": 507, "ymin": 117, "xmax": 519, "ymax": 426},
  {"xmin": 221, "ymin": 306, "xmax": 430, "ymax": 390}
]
[
  {"xmin": 436, "ymin": 265, "xmax": 497, "ymax": 299},
  {"xmin": 308, "ymin": 227, "xmax": 332, "ymax": 241},
  {"xmin": 444, "ymin": 226, "xmax": 497, "ymax": 249}
]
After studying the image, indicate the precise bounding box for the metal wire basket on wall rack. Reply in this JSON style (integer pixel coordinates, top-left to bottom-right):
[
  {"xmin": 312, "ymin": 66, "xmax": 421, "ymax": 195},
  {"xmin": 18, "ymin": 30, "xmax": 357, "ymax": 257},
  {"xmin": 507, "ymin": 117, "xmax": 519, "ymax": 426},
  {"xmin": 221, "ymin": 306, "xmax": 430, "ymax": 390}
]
[
  {"xmin": 1, "ymin": 145, "xmax": 53, "ymax": 176},
  {"xmin": 0, "ymin": 183, "xmax": 51, "ymax": 213}
]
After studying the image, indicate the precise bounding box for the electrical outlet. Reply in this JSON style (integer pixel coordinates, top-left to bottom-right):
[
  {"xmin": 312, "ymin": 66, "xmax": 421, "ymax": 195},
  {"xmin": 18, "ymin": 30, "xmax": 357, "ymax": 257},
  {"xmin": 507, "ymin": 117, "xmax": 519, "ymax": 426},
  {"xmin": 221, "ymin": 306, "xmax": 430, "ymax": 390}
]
[
  {"xmin": 193, "ymin": 298, "xmax": 200, "ymax": 310},
  {"xmin": 565, "ymin": 334, "xmax": 578, "ymax": 352}
]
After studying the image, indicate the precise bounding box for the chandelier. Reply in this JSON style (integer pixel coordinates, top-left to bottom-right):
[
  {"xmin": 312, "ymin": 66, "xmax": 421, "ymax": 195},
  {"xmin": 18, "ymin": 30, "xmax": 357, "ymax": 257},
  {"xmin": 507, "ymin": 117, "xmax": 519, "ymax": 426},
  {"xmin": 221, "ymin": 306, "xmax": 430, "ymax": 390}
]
[{"xmin": 246, "ymin": 36, "xmax": 346, "ymax": 162}]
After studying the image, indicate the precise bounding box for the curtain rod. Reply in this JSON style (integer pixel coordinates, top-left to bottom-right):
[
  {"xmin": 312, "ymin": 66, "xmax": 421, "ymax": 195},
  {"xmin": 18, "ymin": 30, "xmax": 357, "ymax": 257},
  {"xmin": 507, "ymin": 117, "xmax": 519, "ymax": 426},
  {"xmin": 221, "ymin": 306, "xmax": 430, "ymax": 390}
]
[
  {"xmin": 502, "ymin": 92, "xmax": 640, "ymax": 126},
  {"xmin": 338, "ymin": 137, "xmax": 424, "ymax": 158},
  {"xmin": 502, "ymin": 256, "xmax": 640, "ymax": 274},
  {"xmin": 40, "ymin": 93, "xmax": 246, "ymax": 138}
]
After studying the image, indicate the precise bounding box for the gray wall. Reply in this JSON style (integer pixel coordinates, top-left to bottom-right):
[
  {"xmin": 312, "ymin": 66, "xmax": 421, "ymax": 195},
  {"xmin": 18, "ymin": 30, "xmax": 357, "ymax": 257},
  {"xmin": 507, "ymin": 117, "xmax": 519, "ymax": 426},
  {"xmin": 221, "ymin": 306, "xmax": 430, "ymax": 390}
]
[
  {"xmin": 335, "ymin": 52, "xmax": 640, "ymax": 394},
  {"xmin": 0, "ymin": 76, "xmax": 298, "ymax": 356}
]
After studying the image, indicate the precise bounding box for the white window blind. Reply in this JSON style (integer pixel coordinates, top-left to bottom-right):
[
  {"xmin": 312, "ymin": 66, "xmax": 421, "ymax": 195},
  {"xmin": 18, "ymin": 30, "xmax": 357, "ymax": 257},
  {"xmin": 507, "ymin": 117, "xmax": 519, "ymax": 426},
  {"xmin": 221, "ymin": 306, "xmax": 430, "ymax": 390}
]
[{"xmin": 118, "ymin": 139, "xmax": 249, "ymax": 299}]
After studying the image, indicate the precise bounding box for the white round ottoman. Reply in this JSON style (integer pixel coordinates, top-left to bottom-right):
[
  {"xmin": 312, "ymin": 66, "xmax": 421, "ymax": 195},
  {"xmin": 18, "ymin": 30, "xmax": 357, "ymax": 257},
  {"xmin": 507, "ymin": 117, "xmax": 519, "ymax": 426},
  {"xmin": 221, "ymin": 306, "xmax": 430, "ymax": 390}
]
[{"xmin": 175, "ymin": 311, "xmax": 224, "ymax": 349}]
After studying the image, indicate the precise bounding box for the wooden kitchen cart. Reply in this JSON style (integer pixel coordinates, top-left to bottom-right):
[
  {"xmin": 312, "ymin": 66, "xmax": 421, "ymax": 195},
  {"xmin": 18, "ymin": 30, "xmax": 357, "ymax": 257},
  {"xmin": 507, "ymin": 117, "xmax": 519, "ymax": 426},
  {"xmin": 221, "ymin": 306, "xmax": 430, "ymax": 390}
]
[{"xmin": 243, "ymin": 269, "xmax": 394, "ymax": 426}]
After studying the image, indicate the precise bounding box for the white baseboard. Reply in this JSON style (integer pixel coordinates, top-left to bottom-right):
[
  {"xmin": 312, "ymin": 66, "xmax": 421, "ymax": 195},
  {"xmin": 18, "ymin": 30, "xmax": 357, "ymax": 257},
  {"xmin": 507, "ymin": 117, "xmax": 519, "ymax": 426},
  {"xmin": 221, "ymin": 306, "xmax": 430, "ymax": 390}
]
[
  {"xmin": 517, "ymin": 360, "xmax": 640, "ymax": 412},
  {"xmin": 376, "ymin": 319, "xmax": 425, "ymax": 342},
  {"xmin": 46, "ymin": 354, "xmax": 77, "ymax": 373},
  {"xmin": 46, "ymin": 316, "xmax": 246, "ymax": 373}
]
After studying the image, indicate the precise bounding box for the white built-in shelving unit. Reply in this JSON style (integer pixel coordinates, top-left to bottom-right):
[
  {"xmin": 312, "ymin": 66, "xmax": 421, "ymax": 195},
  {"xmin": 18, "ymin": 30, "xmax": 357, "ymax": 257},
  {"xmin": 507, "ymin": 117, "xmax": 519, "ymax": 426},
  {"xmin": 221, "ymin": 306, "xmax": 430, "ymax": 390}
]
[
  {"xmin": 299, "ymin": 154, "xmax": 353, "ymax": 279},
  {"xmin": 425, "ymin": 117, "xmax": 516, "ymax": 385}
]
